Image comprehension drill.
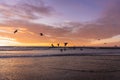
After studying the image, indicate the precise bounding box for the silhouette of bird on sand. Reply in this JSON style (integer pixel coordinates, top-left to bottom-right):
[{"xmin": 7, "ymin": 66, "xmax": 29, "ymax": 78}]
[
  {"xmin": 14, "ymin": 29, "xmax": 18, "ymax": 34},
  {"xmin": 40, "ymin": 33, "xmax": 43, "ymax": 36}
]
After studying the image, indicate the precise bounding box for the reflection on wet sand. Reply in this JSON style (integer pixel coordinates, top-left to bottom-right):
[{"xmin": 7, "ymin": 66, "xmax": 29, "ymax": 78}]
[{"xmin": 0, "ymin": 56, "xmax": 120, "ymax": 80}]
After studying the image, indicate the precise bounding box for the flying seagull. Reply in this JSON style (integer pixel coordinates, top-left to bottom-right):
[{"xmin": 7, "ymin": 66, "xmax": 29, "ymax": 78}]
[
  {"xmin": 57, "ymin": 43, "xmax": 60, "ymax": 47},
  {"xmin": 40, "ymin": 33, "xmax": 43, "ymax": 36},
  {"xmin": 14, "ymin": 29, "xmax": 18, "ymax": 34},
  {"xmin": 51, "ymin": 44, "xmax": 54, "ymax": 47},
  {"xmin": 64, "ymin": 42, "xmax": 68, "ymax": 47}
]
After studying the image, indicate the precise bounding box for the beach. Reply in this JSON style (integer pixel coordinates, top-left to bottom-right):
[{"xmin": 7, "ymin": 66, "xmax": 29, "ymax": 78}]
[
  {"xmin": 0, "ymin": 47, "xmax": 120, "ymax": 80},
  {"xmin": 0, "ymin": 0, "xmax": 120, "ymax": 80}
]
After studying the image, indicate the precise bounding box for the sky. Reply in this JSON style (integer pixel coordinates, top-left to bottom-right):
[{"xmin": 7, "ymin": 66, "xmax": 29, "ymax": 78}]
[{"xmin": 0, "ymin": 0, "xmax": 120, "ymax": 46}]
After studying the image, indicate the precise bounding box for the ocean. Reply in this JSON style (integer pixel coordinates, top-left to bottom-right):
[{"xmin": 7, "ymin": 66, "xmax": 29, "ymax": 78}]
[{"xmin": 0, "ymin": 46, "xmax": 120, "ymax": 80}]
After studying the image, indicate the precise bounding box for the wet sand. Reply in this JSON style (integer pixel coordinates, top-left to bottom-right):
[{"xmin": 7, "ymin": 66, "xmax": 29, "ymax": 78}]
[{"xmin": 0, "ymin": 56, "xmax": 120, "ymax": 80}]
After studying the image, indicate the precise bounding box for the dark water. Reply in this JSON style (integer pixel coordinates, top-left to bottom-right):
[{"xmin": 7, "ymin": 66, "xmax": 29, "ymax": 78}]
[{"xmin": 0, "ymin": 47, "xmax": 120, "ymax": 80}]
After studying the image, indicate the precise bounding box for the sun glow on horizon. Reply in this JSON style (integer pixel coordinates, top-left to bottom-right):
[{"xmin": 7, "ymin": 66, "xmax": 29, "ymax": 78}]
[
  {"xmin": 0, "ymin": 0, "xmax": 120, "ymax": 46},
  {"xmin": 0, "ymin": 36, "xmax": 20, "ymax": 46}
]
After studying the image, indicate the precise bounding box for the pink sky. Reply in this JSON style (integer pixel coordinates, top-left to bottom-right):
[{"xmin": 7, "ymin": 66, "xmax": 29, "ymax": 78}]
[{"xmin": 0, "ymin": 0, "xmax": 120, "ymax": 46}]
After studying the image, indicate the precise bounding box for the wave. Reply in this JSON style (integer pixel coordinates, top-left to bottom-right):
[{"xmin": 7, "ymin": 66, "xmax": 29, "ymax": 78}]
[
  {"xmin": 0, "ymin": 46, "xmax": 51, "ymax": 51},
  {"xmin": 51, "ymin": 67, "xmax": 120, "ymax": 73},
  {"xmin": 0, "ymin": 53, "xmax": 120, "ymax": 59},
  {"xmin": 0, "ymin": 53, "xmax": 91, "ymax": 58},
  {"xmin": 0, "ymin": 46, "xmax": 120, "ymax": 51}
]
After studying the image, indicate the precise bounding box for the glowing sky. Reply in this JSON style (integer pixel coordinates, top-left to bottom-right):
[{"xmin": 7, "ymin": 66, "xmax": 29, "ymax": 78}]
[{"xmin": 0, "ymin": 0, "xmax": 120, "ymax": 46}]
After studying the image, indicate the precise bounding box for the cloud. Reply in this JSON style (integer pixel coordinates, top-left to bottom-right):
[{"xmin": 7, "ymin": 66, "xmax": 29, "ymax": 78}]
[
  {"xmin": 0, "ymin": 0, "xmax": 55, "ymax": 21},
  {"xmin": 0, "ymin": 21, "xmax": 102, "ymax": 46},
  {"xmin": 73, "ymin": 0, "xmax": 120, "ymax": 40},
  {"xmin": 0, "ymin": 36, "xmax": 21, "ymax": 46},
  {"xmin": 0, "ymin": 0, "xmax": 120, "ymax": 46}
]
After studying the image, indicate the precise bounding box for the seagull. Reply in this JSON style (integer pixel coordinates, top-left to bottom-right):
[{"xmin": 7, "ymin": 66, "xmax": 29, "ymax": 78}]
[
  {"xmin": 64, "ymin": 42, "xmax": 68, "ymax": 47},
  {"xmin": 51, "ymin": 44, "xmax": 54, "ymax": 47},
  {"xmin": 57, "ymin": 43, "xmax": 60, "ymax": 47},
  {"xmin": 40, "ymin": 33, "xmax": 43, "ymax": 36},
  {"xmin": 14, "ymin": 29, "xmax": 18, "ymax": 34}
]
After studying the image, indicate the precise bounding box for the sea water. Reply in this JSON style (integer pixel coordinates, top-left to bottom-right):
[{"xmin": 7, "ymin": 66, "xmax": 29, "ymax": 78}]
[{"xmin": 0, "ymin": 47, "xmax": 120, "ymax": 80}]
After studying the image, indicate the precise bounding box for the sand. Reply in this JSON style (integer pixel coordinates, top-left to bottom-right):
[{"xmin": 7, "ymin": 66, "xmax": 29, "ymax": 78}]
[{"xmin": 0, "ymin": 55, "xmax": 120, "ymax": 80}]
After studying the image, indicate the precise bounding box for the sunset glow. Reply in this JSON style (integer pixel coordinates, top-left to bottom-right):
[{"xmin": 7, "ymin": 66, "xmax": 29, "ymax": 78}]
[{"xmin": 0, "ymin": 0, "xmax": 120, "ymax": 46}]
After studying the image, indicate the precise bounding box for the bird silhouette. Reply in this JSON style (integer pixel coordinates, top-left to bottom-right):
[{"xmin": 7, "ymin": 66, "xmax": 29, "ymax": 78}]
[
  {"xmin": 51, "ymin": 44, "xmax": 54, "ymax": 47},
  {"xmin": 64, "ymin": 42, "xmax": 68, "ymax": 47},
  {"xmin": 57, "ymin": 43, "xmax": 60, "ymax": 47},
  {"xmin": 14, "ymin": 29, "xmax": 18, "ymax": 34},
  {"xmin": 40, "ymin": 33, "xmax": 43, "ymax": 36}
]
